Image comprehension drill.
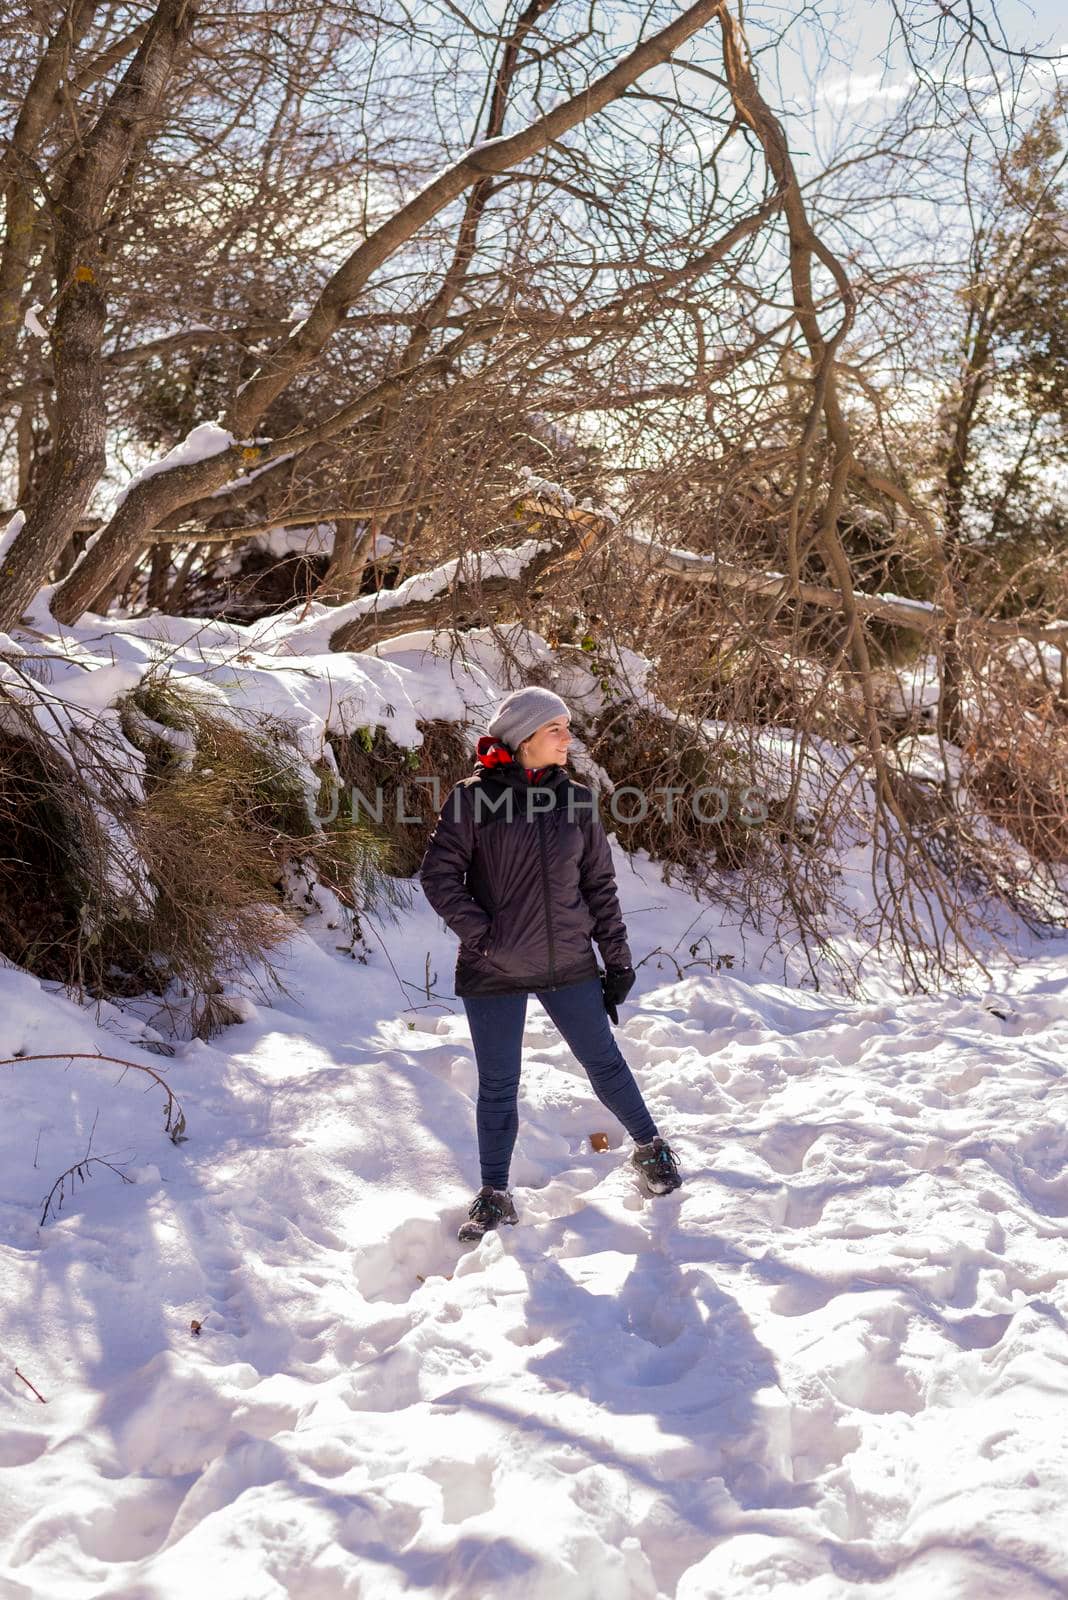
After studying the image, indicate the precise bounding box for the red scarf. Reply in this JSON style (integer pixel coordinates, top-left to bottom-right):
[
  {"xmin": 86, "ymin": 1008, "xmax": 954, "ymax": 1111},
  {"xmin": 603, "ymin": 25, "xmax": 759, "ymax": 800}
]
[{"xmin": 475, "ymin": 736, "xmax": 551, "ymax": 783}]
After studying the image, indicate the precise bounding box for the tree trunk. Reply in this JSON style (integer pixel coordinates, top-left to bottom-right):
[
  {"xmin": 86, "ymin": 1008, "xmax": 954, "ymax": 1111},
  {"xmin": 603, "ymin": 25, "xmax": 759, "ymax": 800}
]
[
  {"xmin": 0, "ymin": 0, "xmax": 100, "ymax": 375},
  {"xmin": 0, "ymin": 0, "xmax": 197, "ymax": 632},
  {"xmin": 318, "ymin": 519, "xmax": 377, "ymax": 605}
]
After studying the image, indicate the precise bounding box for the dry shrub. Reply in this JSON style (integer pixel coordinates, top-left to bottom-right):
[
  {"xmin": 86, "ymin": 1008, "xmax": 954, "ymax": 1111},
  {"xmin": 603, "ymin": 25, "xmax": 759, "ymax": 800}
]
[
  {"xmin": 0, "ymin": 669, "xmax": 390, "ymax": 1032},
  {"xmin": 329, "ymin": 717, "xmax": 473, "ymax": 875},
  {"xmin": 586, "ymin": 702, "xmax": 773, "ymax": 891},
  {"xmin": 0, "ymin": 727, "xmax": 98, "ymax": 981},
  {"xmin": 873, "ymin": 757, "xmax": 1067, "ymax": 950},
  {"xmin": 962, "ymin": 716, "xmax": 1068, "ymax": 864},
  {"xmin": 685, "ymin": 634, "xmax": 864, "ymax": 739}
]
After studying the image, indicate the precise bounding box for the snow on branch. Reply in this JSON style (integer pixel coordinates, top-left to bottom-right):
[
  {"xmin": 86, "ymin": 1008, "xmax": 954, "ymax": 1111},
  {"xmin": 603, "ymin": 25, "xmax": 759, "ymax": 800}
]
[
  {"xmin": 623, "ymin": 529, "xmax": 1068, "ymax": 648},
  {"xmin": 275, "ymin": 538, "xmax": 554, "ymax": 656}
]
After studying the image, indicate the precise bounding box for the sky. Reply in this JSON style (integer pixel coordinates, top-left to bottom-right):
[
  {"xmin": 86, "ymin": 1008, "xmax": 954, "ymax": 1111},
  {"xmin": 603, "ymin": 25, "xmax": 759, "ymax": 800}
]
[
  {"xmin": 767, "ymin": 0, "xmax": 1067, "ymax": 146},
  {"xmin": 770, "ymin": 0, "xmax": 1066, "ymax": 96}
]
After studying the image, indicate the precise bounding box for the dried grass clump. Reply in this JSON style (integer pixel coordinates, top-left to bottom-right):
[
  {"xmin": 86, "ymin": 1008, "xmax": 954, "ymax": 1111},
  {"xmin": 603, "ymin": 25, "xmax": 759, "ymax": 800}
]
[
  {"xmin": 586, "ymin": 702, "xmax": 773, "ymax": 890},
  {"xmin": 120, "ymin": 673, "xmax": 390, "ymax": 966},
  {"xmin": 0, "ymin": 726, "xmax": 97, "ymax": 981},
  {"xmin": 329, "ymin": 717, "xmax": 473, "ymax": 875},
  {"xmin": 0, "ymin": 667, "xmax": 391, "ymax": 1033},
  {"xmin": 962, "ymin": 716, "xmax": 1068, "ymax": 865},
  {"xmin": 127, "ymin": 762, "xmax": 295, "ymax": 998}
]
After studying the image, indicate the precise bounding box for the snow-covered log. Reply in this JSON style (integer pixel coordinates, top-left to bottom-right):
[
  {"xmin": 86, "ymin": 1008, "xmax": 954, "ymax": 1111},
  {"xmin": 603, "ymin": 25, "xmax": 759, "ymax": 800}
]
[{"xmin": 325, "ymin": 499, "xmax": 605, "ymax": 652}]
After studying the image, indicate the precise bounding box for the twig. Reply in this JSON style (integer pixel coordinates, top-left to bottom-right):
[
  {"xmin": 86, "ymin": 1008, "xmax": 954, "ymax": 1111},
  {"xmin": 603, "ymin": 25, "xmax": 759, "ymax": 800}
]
[
  {"xmin": 0, "ymin": 1053, "xmax": 187, "ymax": 1143},
  {"xmin": 359, "ymin": 921, "xmax": 454, "ymax": 1012},
  {"xmin": 634, "ymin": 946, "xmax": 685, "ymax": 979},
  {"xmin": 39, "ymin": 1108, "xmax": 134, "ymax": 1225},
  {"xmin": 14, "ymin": 1368, "xmax": 47, "ymax": 1404},
  {"xmin": 40, "ymin": 1154, "xmax": 135, "ymax": 1226}
]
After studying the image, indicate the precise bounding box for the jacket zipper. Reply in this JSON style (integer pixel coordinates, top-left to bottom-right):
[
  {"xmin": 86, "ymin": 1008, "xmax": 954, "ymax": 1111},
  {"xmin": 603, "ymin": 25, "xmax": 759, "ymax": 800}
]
[{"xmin": 536, "ymin": 810, "xmax": 556, "ymax": 987}]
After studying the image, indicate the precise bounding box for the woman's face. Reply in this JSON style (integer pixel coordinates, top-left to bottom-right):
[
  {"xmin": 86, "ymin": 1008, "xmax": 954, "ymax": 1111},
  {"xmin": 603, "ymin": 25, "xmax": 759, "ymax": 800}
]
[{"xmin": 518, "ymin": 715, "xmax": 571, "ymax": 768}]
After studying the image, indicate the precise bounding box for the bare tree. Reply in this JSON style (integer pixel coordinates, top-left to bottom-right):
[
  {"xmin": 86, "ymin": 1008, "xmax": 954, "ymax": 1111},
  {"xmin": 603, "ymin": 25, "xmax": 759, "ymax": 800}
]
[
  {"xmin": 0, "ymin": 0, "xmax": 738, "ymax": 627},
  {"xmin": 1, "ymin": 0, "xmax": 198, "ymax": 620}
]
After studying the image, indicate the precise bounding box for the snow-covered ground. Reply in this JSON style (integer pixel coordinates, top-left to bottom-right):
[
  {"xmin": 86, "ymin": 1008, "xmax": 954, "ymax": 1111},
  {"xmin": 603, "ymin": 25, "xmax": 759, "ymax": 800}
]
[
  {"xmin": 1, "ymin": 597, "xmax": 1066, "ymax": 1595},
  {"xmin": 2, "ymin": 844, "xmax": 1067, "ymax": 1600}
]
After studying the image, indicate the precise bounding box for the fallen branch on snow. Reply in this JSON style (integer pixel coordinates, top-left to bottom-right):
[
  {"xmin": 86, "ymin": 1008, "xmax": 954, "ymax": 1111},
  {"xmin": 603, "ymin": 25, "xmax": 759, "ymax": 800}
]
[
  {"xmin": 40, "ymin": 1153, "xmax": 134, "ymax": 1226},
  {"xmin": 14, "ymin": 1367, "xmax": 47, "ymax": 1403},
  {"xmin": 0, "ymin": 1053, "xmax": 187, "ymax": 1143}
]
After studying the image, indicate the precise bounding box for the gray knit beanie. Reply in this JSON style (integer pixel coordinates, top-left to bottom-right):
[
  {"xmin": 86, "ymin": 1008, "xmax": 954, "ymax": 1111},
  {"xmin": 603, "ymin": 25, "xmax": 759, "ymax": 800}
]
[{"xmin": 487, "ymin": 686, "xmax": 571, "ymax": 752}]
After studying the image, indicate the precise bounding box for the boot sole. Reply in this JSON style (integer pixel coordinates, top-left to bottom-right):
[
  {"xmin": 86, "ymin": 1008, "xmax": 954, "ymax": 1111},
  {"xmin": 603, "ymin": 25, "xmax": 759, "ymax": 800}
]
[
  {"xmin": 457, "ymin": 1216, "xmax": 518, "ymax": 1242},
  {"xmin": 632, "ymin": 1167, "xmax": 683, "ymax": 1197}
]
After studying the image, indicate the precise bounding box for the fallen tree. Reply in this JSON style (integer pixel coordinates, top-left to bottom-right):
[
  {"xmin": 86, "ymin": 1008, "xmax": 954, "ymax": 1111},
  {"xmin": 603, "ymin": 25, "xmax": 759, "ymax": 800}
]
[{"xmin": 327, "ymin": 489, "xmax": 1068, "ymax": 660}]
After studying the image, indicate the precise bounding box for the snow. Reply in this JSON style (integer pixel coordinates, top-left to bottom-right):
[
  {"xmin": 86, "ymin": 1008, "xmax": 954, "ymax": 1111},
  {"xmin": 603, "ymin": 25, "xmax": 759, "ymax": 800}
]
[
  {"xmin": 1009, "ymin": 628, "xmax": 1068, "ymax": 680},
  {"xmin": 208, "ymin": 450, "xmax": 295, "ymax": 499},
  {"xmin": 877, "ymin": 591, "xmax": 936, "ymax": 613},
  {"xmin": 86, "ymin": 421, "xmax": 251, "ymax": 554},
  {"xmin": 265, "ymin": 539, "xmax": 551, "ymax": 656},
  {"xmin": 1, "ymin": 860, "xmax": 1067, "ymax": 1598},
  {"xmin": 252, "ymin": 521, "xmax": 336, "ymax": 559},
  {"xmin": 623, "ymin": 526, "xmax": 782, "ymax": 577},
  {"xmin": 23, "ymin": 304, "xmax": 48, "ymax": 339},
  {"xmin": 2, "ymin": 600, "xmax": 1068, "ymax": 1598},
  {"xmin": 0, "ymin": 508, "xmax": 26, "ymax": 561},
  {"xmin": 519, "ymin": 464, "xmax": 577, "ymax": 510},
  {"xmin": 113, "ymin": 422, "xmax": 235, "ymax": 512},
  {"xmin": 404, "ymin": 135, "xmax": 515, "ymax": 204},
  {"xmin": 248, "ymin": 519, "xmax": 394, "ymax": 562}
]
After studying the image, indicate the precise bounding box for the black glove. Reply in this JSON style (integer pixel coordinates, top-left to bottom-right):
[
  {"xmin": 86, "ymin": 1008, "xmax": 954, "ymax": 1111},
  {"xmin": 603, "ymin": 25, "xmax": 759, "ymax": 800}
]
[{"xmin": 601, "ymin": 964, "xmax": 636, "ymax": 1024}]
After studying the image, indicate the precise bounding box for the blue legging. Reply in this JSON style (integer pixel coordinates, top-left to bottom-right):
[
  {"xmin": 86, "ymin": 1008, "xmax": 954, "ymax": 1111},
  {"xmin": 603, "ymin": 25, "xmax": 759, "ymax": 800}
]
[{"xmin": 462, "ymin": 976, "xmax": 659, "ymax": 1190}]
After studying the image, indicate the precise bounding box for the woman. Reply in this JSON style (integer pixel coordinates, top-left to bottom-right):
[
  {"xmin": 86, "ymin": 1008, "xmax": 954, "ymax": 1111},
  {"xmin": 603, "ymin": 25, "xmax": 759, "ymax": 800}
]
[{"xmin": 419, "ymin": 686, "xmax": 682, "ymax": 1242}]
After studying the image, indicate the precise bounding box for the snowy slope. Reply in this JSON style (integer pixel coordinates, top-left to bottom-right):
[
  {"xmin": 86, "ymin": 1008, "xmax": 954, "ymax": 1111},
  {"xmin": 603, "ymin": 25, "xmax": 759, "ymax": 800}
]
[{"xmin": 2, "ymin": 846, "xmax": 1067, "ymax": 1600}]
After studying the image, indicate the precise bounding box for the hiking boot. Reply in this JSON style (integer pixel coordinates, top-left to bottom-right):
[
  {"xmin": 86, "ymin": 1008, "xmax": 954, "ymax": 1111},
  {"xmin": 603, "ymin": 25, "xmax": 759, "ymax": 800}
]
[
  {"xmin": 457, "ymin": 1185, "xmax": 518, "ymax": 1242},
  {"xmin": 631, "ymin": 1137, "xmax": 683, "ymax": 1196}
]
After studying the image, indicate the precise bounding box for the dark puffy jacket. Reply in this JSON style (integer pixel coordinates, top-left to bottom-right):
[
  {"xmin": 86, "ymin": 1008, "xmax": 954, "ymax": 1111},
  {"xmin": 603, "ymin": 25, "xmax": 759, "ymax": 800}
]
[{"xmin": 418, "ymin": 760, "xmax": 632, "ymax": 997}]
